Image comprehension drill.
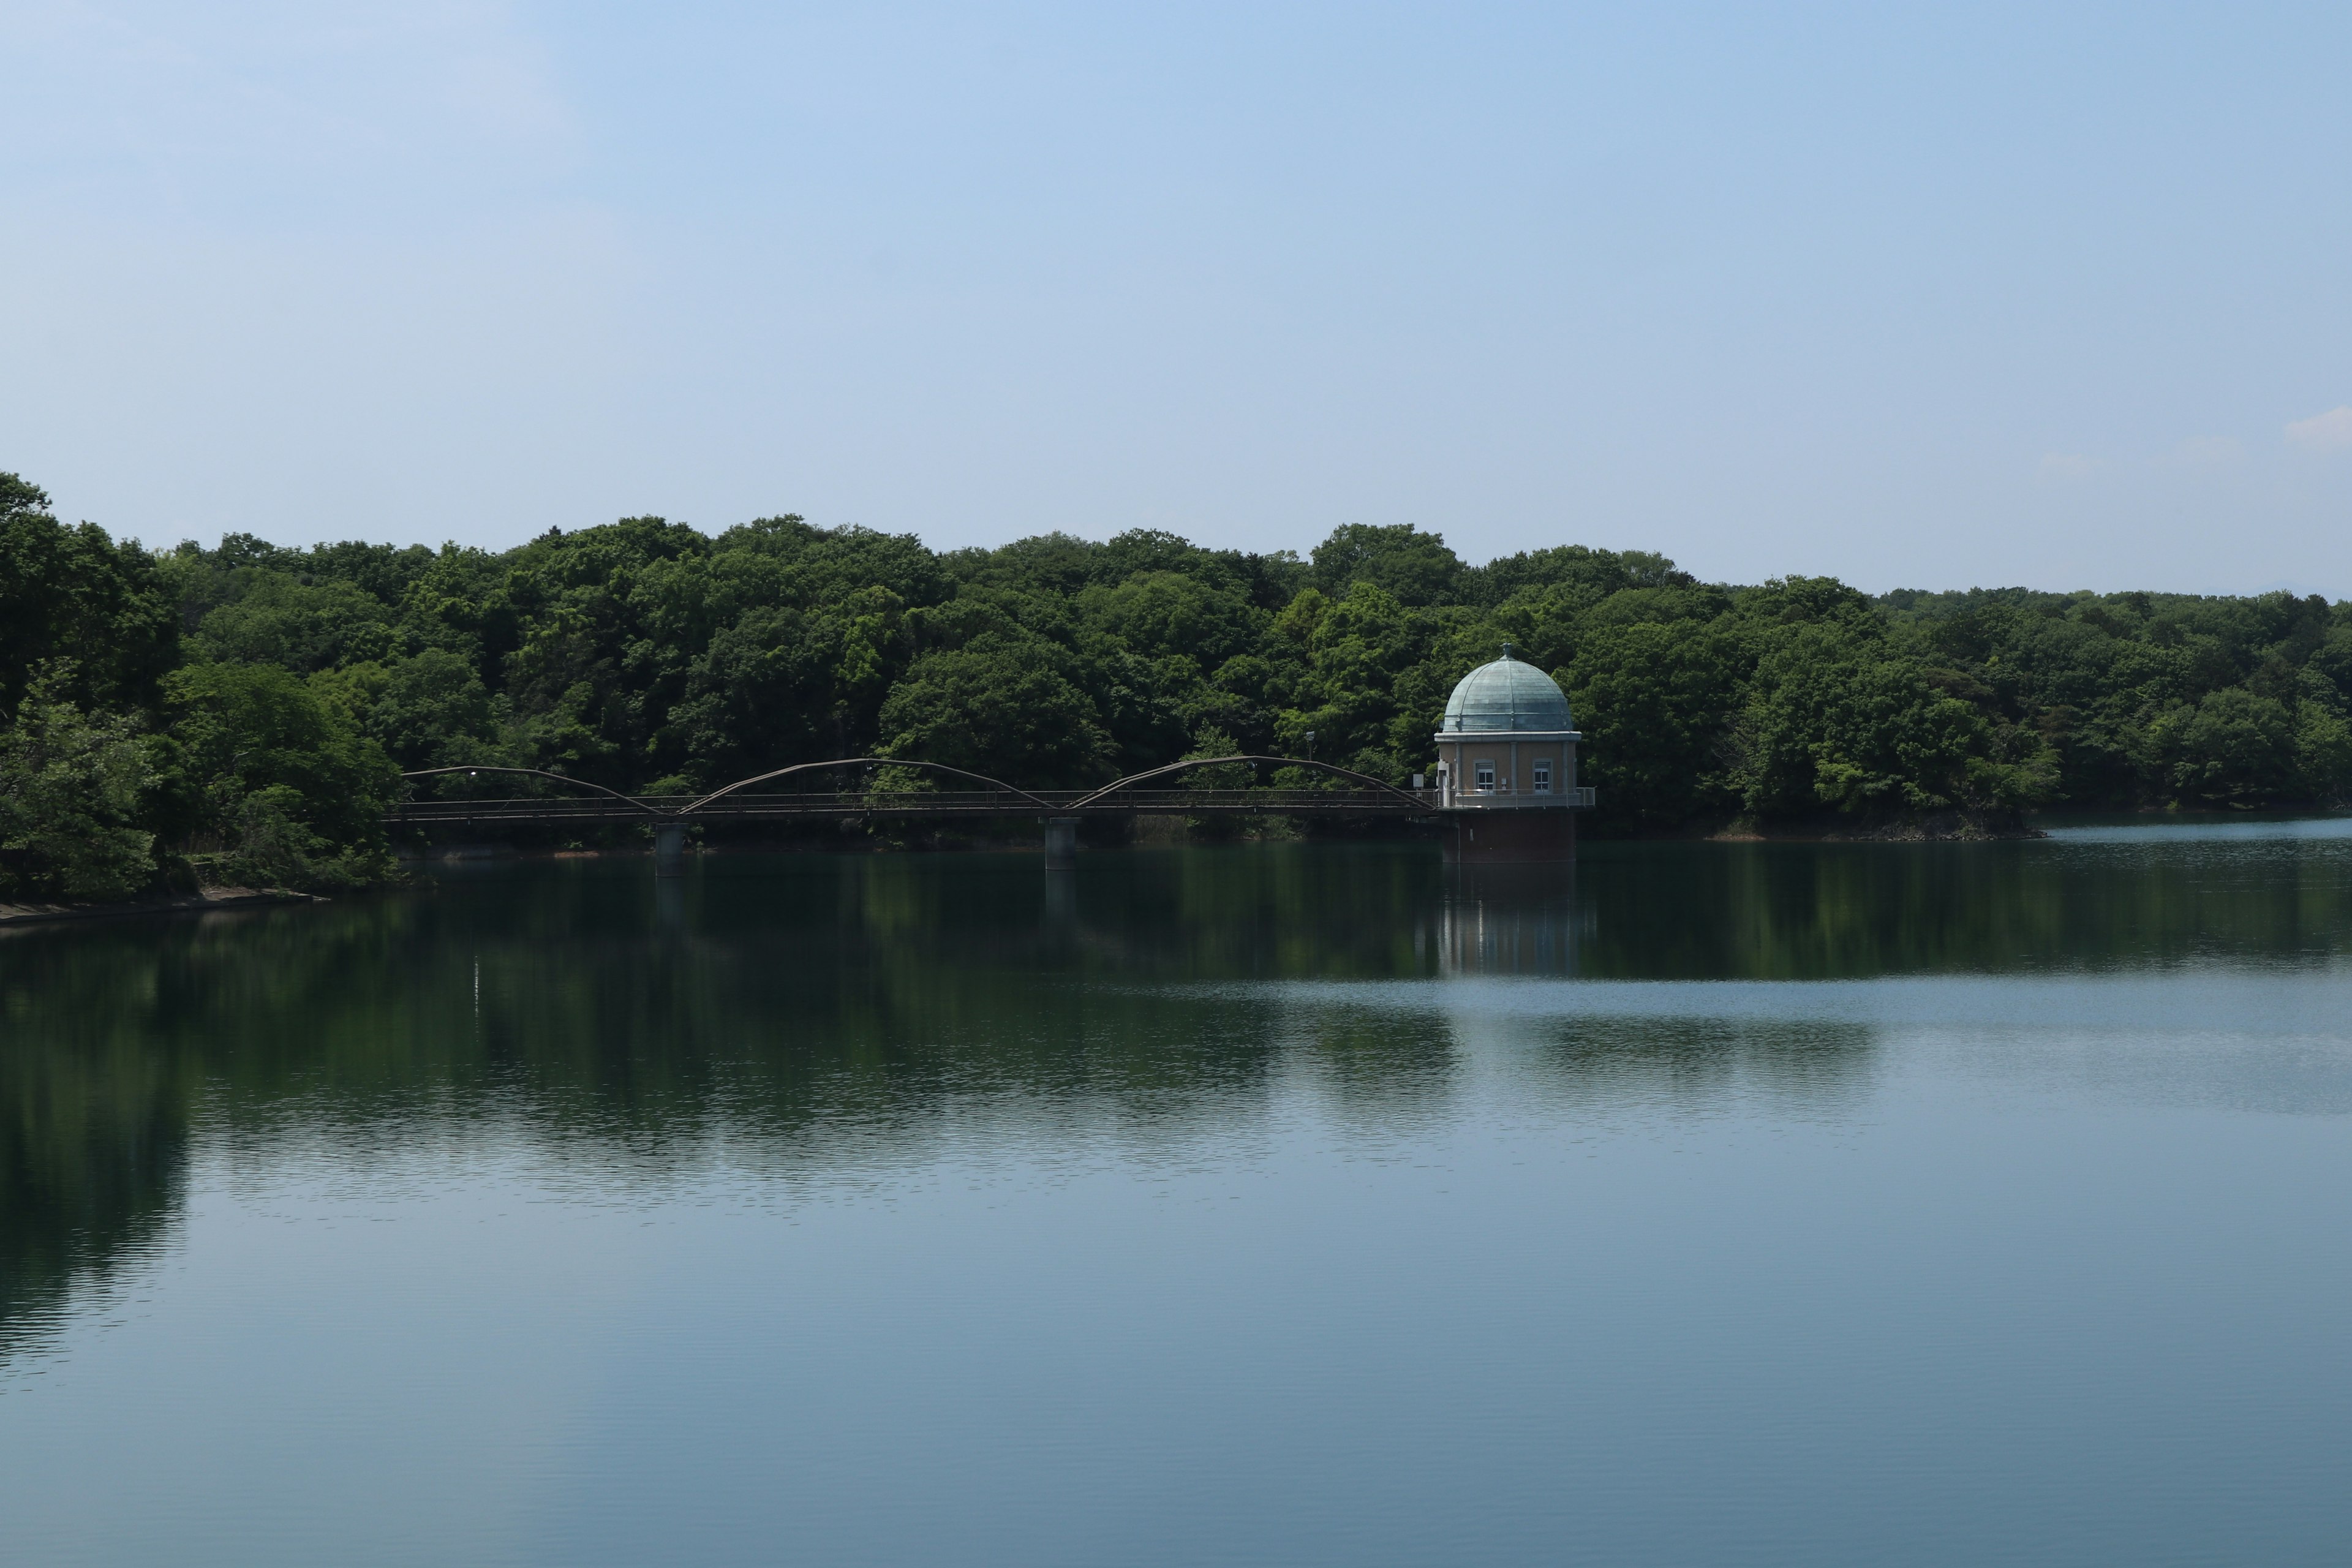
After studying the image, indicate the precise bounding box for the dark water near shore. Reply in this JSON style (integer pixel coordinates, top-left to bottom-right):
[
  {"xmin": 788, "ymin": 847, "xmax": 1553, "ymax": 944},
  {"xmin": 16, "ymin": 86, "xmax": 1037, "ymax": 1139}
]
[{"xmin": 6, "ymin": 824, "xmax": 2352, "ymax": 1565}]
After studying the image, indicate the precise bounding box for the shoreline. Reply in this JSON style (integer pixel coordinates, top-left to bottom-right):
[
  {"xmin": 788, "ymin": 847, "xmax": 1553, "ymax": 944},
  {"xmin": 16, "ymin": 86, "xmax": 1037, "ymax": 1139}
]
[
  {"xmin": 20, "ymin": 807, "xmax": 2340, "ymax": 922},
  {"xmin": 0, "ymin": 886, "xmax": 325, "ymax": 929},
  {"xmin": 1698, "ymin": 809, "xmax": 2043, "ymax": 843}
]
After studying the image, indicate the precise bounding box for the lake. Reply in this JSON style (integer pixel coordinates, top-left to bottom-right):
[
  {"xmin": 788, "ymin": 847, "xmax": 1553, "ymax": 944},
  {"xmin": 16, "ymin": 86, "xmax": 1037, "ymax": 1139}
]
[{"xmin": 5, "ymin": 823, "xmax": 2352, "ymax": 1566}]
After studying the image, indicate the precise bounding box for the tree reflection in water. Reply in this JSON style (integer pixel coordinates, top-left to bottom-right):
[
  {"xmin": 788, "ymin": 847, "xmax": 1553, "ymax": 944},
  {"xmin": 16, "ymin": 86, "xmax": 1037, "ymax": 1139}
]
[{"xmin": 7, "ymin": 828, "xmax": 2352, "ymax": 1365}]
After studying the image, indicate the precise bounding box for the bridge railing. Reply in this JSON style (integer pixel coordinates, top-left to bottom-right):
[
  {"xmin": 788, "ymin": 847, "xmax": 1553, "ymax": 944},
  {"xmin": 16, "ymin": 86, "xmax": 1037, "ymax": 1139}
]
[
  {"xmin": 389, "ymin": 796, "xmax": 667, "ymax": 822},
  {"xmin": 386, "ymin": 787, "xmax": 1445, "ymax": 822},
  {"xmin": 1035, "ymin": 789, "xmax": 1434, "ymax": 813}
]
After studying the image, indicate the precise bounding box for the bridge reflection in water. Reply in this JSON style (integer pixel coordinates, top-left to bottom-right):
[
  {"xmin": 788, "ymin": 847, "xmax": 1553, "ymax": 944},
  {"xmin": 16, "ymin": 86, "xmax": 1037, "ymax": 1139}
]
[{"xmin": 19, "ymin": 831, "xmax": 2352, "ymax": 1382}]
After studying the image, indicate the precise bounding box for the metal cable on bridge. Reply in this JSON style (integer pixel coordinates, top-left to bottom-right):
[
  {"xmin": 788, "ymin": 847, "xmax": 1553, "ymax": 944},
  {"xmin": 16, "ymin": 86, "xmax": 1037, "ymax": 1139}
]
[
  {"xmin": 1062, "ymin": 755, "xmax": 1427, "ymax": 812},
  {"xmin": 679, "ymin": 758, "xmax": 1057, "ymax": 815},
  {"xmin": 396, "ymin": 766, "xmax": 666, "ymax": 815}
]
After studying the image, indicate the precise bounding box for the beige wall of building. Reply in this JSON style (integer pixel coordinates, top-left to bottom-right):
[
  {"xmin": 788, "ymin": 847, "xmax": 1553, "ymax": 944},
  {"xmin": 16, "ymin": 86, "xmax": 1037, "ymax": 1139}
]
[{"xmin": 1433, "ymin": 732, "xmax": 1578, "ymax": 804}]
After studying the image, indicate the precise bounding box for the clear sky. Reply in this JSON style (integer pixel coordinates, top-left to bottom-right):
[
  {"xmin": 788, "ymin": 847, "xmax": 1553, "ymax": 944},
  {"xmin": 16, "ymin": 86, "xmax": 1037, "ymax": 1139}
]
[{"xmin": 6, "ymin": 2, "xmax": 2349, "ymax": 594}]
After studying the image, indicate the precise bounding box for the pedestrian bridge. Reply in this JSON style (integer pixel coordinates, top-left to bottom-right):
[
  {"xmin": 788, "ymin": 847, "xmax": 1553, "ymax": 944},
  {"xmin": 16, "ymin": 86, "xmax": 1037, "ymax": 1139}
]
[
  {"xmin": 386, "ymin": 755, "xmax": 1492, "ymax": 827},
  {"xmin": 388, "ymin": 756, "xmax": 1594, "ymax": 869},
  {"xmin": 389, "ymin": 756, "xmax": 1597, "ymax": 826}
]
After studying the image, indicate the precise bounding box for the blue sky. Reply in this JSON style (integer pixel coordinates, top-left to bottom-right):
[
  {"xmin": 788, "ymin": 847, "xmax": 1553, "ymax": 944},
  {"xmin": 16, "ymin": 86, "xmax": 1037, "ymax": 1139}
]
[{"xmin": 5, "ymin": 2, "xmax": 2349, "ymax": 592}]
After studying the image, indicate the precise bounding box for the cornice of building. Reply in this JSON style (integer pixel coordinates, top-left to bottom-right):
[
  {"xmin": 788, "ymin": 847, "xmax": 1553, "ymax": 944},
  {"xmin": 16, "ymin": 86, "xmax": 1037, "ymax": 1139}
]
[{"xmin": 1431, "ymin": 729, "xmax": 1583, "ymax": 743}]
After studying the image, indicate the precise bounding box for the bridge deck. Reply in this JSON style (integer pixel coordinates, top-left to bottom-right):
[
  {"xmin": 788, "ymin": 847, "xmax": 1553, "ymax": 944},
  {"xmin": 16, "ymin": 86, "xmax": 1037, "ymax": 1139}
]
[{"xmin": 388, "ymin": 788, "xmax": 1458, "ymax": 826}]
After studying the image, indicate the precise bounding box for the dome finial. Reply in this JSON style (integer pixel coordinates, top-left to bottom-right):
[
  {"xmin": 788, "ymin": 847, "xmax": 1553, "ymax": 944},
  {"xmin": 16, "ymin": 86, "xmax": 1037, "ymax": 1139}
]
[{"xmin": 1500, "ymin": 641, "xmax": 1515, "ymax": 661}]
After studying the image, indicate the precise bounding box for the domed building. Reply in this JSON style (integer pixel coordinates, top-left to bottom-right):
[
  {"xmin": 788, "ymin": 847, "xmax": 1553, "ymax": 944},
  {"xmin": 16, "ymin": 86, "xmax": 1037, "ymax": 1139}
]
[{"xmin": 1431, "ymin": 644, "xmax": 1590, "ymax": 863}]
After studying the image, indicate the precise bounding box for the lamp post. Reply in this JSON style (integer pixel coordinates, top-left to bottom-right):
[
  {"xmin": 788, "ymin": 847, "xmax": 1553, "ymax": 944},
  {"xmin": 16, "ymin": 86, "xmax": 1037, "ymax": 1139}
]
[{"xmin": 1305, "ymin": 731, "xmax": 1316, "ymax": 766}]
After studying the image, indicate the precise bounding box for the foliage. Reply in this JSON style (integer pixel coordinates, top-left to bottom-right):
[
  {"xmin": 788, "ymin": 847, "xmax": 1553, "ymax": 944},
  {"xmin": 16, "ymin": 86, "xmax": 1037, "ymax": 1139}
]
[
  {"xmin": 1562, "ymin": 620, "xmax": 1744, "ymax": 828},
  {"xmin": 1310, "ymin": 523, "xmax": 1465, "ymax": 607},
  {"xmin": 1180, "ymin": 726, "xmax": 1255, "ymax": 791},
  {"xmin": 0, "ymin": 475, "xmax": 178, "ymax": 721},
  {"xmin": 4, "ymin": 461, "xmax": 2350, "ymax": 904},
  {"xmin": 163, "ymin": 662, "xmax": 399, "ymax": 890},
  {"xmin": 877, "ymin": 637, "xmax": 1112, "ymax": 786},
  {"xmin": 0, "ymin": 666, "xmax": 163, "ymax": 901}
]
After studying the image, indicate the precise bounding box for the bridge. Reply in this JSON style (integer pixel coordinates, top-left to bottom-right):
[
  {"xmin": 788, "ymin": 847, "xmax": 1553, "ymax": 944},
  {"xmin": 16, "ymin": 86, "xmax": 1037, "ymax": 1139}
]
[{"xmin": 388, "ymin": 755, "xmax": 1594, "ymax": 867}]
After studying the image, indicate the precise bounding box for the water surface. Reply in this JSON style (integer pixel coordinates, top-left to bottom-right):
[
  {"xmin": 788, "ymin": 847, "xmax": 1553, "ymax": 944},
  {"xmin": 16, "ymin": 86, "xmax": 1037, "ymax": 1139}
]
[{"xmin": 4, "ymin": 828, "xmax": 2351, "ymax": 1565}]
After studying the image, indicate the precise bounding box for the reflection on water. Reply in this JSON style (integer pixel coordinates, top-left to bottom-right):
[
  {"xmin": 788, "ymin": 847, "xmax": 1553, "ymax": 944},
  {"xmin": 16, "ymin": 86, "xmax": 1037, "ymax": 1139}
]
[
  {"xmin": 1433, "ymin": 865, "xmax": 1589, "ymax": 976},
  {"xmin": 10, "ymin": 831, "xmax": 2352, "ymax": 1363},
  {"xmin": 5, "ymin": 828, "xmax": 2352, "ymax": 1565},
  {"xmin": 2038, "ymin": 810, "xmax": 2352, "ymax": 843},
  {"xmin": 13, "ymin": 832, "xmax": 2352, "ymax": 1363}
]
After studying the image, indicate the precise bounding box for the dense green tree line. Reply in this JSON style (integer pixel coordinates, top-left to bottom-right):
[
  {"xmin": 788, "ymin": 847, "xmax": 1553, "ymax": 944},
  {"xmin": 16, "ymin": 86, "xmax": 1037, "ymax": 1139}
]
[{"xmin": 4, "ymin": 468, "xmax": 2349, "ymax": 897}]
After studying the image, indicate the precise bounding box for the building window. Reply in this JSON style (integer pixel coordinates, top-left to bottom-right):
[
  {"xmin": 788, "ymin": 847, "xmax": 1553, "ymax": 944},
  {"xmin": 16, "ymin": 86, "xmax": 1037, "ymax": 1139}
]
[
  {"xmin": 1474, "ymin": 760, "xmax": 1496, "ymax": 793},
  {"xmin": 1532, "ymin": 761, "xmax": 1552, "ymax": 794}
]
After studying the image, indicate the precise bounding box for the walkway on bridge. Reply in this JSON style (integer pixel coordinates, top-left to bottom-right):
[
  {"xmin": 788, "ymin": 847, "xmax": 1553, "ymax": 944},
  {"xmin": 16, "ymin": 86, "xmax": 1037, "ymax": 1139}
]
[{"xmin": 386, "ymin": 755, "xmax": 1480, "ymax": 829}]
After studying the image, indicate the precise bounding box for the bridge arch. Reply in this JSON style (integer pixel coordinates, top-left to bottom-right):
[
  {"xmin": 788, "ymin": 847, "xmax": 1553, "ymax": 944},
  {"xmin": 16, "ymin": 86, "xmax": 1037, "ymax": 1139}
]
[
  {"xmin": 682, "ymin": 757, "xmax": 1056, "ymax": 815},
  {"xmin": 1065, "ymin": 755, "xmax": 1426, "ymax": 811},
  {"xmin": 399, "ymin": 765, "xmax": 662, "ymax": 815},
  {"xmin": 396, "ymin": 755, "xmax": 1420, "ymax": 822}
]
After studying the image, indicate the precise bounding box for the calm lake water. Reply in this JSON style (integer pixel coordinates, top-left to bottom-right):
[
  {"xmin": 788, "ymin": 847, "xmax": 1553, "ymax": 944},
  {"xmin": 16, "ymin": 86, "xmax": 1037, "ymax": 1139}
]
[{"xmin": 6, "ymin": 824, "xmax": 2352, "ymax": 1566}]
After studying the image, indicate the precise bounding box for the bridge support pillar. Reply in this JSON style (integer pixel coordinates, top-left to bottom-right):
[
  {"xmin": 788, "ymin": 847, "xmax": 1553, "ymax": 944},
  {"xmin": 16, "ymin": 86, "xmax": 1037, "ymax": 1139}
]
[
  {"xmin": 1042, "ymin": 816, "xmax": 1080, "ymax": 870},
  {"xmin": 654, "ymin": 821, "xmax": 688, "ymax": 876}
]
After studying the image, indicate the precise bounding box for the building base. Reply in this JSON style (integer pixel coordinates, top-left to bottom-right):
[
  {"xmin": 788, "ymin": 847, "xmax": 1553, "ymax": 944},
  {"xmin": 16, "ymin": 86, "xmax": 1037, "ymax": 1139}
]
[{"xmin": 1438, "ymin": 809, "xmax": 1577, "ymax": 865}]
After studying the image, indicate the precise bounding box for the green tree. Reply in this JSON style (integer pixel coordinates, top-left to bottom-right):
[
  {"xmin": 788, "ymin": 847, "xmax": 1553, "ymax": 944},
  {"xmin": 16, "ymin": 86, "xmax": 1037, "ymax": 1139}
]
[
  {"xmin": 2294, "ymin": 703, "xmax": 2352, "ymax": 803},
  {"xmin": 164, "ymin": 663, "xmax": 399, "ymax": 889},
  {"xmin": 1566, "ymin": 620, "xmax": 1745, "ymax": 830},
  {"xmin": 312, "ymin": 649, "xmax": 505, "ymax": 772},
  {"xmin": 189, "ymin": 571, "xmax": 399, "ymax": 673},
  {"xmin": 1077, "ymin": 570, "xmax": 1262, "ymax": 668},
  {"xmin": 1470, "ymin": 544, "xmax": 1692, "ymax": 607},
  {"xmin": 654, "ymin": 583, "xmax": 914, "ymax": 784},
  {"xmin": 2155, "ymin": 688, "xmax": 2298, "ymax": 806},
  {"xmin": 1180, "ymin": 725, "xmax": 1254, "ymax": 790},
  {"xmin": 0, "ymin": 666, "xmax": 161, "ymax": 901},
  {"xmin": 1738, "ymin": 621, "xmax": 1992, "ymax": 816},
  {"xmin": 0, "ymin": 475, "xmax": 179, "ymax": 720},
  {"xmin": 878, "ymin": 638, "xmax": 1112, "ymax": 786},
  {"xmin": 1274, "ymin": 581, "xmax": 1433, "ymax": 778},
  {"xmin": 1310, "ymin": 524, "xmax": 1464, "ymax": 608}
]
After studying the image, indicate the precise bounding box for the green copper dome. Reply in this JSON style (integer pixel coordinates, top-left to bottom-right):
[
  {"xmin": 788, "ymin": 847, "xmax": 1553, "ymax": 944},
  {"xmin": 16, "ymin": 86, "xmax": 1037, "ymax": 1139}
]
[{"xmin": 1440, "ymin": 644, "xmax": 1574, "ymax": 733}]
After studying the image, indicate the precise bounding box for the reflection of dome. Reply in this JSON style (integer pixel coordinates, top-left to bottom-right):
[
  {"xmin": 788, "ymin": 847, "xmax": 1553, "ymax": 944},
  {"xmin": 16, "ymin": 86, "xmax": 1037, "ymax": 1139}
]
[{"xmin": 1441, "ymin": 644, "xmax": 1573, "ymax": 733}]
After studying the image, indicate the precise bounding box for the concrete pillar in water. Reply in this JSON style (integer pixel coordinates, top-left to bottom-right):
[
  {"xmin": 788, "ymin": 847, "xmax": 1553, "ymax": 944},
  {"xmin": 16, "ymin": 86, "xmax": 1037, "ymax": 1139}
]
[
  {"xmin": 1042, "ymin": 816, "xmax": 1080, "ymax": 870},
  {"xmin": 654, "ymin": 821, "xmax": 688, "ymax": 877},
  {"xmin": 1438, "ymin": 808, "xmax": 1577, "ymax": 865}
]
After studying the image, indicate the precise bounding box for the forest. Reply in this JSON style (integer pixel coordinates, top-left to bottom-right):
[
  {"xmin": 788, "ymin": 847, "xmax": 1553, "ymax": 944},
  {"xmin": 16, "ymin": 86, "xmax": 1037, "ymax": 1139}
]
[{"xmin": 4, "ymin": 467, "xmax": 2350, "ymax": 900}]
